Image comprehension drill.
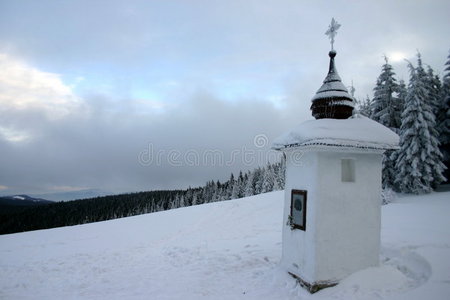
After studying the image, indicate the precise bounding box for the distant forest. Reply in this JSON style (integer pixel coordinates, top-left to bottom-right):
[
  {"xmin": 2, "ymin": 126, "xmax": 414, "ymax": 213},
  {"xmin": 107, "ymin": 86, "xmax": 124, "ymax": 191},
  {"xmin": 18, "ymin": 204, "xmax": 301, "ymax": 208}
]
[{"xmin": 0, "ymin": 161, "xmax": 285, "ymax": 235}]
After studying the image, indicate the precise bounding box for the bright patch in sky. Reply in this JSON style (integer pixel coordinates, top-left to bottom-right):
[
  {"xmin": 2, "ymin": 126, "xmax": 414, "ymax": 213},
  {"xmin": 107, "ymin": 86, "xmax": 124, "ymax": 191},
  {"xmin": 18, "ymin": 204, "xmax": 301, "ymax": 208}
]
[
  {"xmin": 0, "ymin": 126, "xmax": 30, "ymax": 143},
  {"xmin": 268, "ymin": 95, "xmax": 287, "ymax": 110},
  {"xmin": 47, "ymin": 185, "xmax": 90, "ymax": 192},
  {"xmin": 0, "ymin": 53, "xmax": 82, "ymax": 120},
  {"xmin": 388, "ymin": 51, "xmax": 407, "ymax": 63}
]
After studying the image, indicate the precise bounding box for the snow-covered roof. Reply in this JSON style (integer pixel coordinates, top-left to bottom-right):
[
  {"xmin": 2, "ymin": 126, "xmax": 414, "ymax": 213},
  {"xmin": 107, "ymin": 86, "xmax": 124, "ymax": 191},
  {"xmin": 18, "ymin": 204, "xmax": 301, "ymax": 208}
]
[
  {"xmin": 272, "ymin": 114, "xmax": 399, "ymax": 152},
  {"xmin": 311, "ymin": 93, "xmax": 355, "ymax": 107},
  {"xmin": 310, "ymin": 50, "xmax": 355, "ymax": 119},
  {"xmin": 316, "ymin": 79, "xmax": 345, "ymax": 92},
  {"xmin": 311, "ymin": 51, "xmax": 354, "ymax": 104}
]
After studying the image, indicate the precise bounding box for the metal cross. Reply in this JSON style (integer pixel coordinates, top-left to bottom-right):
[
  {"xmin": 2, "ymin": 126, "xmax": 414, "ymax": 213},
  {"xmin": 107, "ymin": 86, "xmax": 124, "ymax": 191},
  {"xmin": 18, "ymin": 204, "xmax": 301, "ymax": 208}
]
[{"xmin": 325, "ymin": 18, "xmax": 341, "ymax": 50}]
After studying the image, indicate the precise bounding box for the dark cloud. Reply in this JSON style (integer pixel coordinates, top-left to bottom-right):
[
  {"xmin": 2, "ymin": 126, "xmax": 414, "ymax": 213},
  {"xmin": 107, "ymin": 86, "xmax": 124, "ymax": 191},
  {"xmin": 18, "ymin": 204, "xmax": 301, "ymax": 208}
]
[{"xmin": 0, "ymin": 89, "xmax": 299, "ymax": 194}]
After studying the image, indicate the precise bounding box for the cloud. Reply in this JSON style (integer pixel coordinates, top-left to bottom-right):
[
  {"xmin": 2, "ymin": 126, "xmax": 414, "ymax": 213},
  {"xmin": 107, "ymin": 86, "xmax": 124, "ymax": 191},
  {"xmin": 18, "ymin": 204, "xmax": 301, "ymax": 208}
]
[
  {"xmin": 0, "ymin": 53, "xmax": 84, "ymax": 121},
  {"xmin": 0, "ymin": 56, "xmax": 303, "ymax": 195},
  {"xmin": 0, "ymin": 126, "xmax": 30, "ymax": 143}
]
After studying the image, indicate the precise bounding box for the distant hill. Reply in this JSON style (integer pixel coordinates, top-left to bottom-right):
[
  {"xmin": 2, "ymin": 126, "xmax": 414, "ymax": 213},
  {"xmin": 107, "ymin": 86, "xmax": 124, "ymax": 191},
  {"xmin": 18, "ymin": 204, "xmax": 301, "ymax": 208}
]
[
  {"xmin": 30, "ymin": 189, "xmax": 111, "ymax": 202},
  {"xmin": 0, "ymin": 189, "xmax": 189, "ymax": 234},
  {"xmin": 0, "ymin": 195, "xmax": 53, "ymax": 214},
  {"xmin": 0, "ymin": 195, "xmax": 53, "ymax": 206}
]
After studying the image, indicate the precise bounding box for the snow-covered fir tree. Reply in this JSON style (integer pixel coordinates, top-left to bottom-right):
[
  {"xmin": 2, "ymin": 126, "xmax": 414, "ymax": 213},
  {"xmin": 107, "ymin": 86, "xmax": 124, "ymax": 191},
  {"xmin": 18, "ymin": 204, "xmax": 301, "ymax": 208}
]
[
  {"xmin": 244, "ymin": 171, "xmax": 255, "ymax": 197},
  {"xmin": 226, "ymin": 173, "xmax": 235, "ymax": 200},
  {"xmin": 370, "ymin": 56, "xmax": 401, "ymax": 129},
  {"xmin": 437, "ymin": 50, "xmax": 450, "ymax": 181},
  {"xmin": 370, "ymin": 57, "xmax": 403, "ymax": 188},
  {"xmin": 397, "ymin": 79, "xmax": 407, "ymax": 120},
  {"xmin": 272, "ymin": 157, "xmax": 286, "ymax": 191},
  {"xmin": 253, "ymin": 167, "xmax": 264, "ymax": 195},
  {"xmin": 395, "ymin": 58, "xmax": 446, "ymax": 193},
  {"xmin": 262, "ymin": 163, "xmax": 275, "ymax": 193},
  {"xmin": 425, "ymin": 66, "xmax": 443, "ymax": 116},
  {"xmin": 231, "ymin": 171, "xmax": 245, "ymax": 199},
  {"xmin": 242, "ymin": 173, "xmax": 248, "ymax": 196},
  {"xmin": 357, "ymin": 96, "xmax": 372, "ymax": 117},
  {"xmin": 191, "ymin": 192, "xmax": 199, "ymax": 206},
  {"xmin": 417, "ymin": 55, "xmax": 447, "ymax": 188},
  {"xmin": 386, "ymin": 79, "xmax": 407, "ymax": 189}
]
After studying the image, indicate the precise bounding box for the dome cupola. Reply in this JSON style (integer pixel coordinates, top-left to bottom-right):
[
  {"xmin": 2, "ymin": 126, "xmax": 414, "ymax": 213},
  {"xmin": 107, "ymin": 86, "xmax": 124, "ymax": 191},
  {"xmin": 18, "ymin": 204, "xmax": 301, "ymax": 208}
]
[{"xmin": 310, "ymin": 18, "xmax": 354, "ymax": 119}]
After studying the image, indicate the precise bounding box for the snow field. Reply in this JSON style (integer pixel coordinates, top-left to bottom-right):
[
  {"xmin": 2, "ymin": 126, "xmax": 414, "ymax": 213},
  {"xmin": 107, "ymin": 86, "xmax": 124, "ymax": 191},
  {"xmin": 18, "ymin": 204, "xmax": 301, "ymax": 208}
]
[{"xmin": 1, "ymin": 190, "xmax": 449, "ymax": 299}]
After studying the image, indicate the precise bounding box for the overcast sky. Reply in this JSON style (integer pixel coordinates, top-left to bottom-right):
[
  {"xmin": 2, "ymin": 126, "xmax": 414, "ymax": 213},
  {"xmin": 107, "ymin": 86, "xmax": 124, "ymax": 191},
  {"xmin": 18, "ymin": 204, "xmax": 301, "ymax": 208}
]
[{"xmin": 0, "ymin": 0, "xmax": 449, "ymax": 196}]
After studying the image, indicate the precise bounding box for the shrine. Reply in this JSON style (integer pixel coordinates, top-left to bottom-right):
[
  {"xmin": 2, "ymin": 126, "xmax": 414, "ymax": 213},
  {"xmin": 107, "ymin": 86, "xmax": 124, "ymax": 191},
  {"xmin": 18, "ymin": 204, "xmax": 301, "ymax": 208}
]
[{"xmin": 272, "ymin": 19, "xmax": 399, "ymax": 293}]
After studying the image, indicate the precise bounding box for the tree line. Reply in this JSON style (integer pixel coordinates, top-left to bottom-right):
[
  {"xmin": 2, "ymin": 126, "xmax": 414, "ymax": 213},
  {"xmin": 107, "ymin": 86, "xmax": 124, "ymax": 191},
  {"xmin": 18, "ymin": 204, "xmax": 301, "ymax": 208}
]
[
  {"xmin": 0, "ymin": 161, "xmax": 286, "ymax": 235},
  {"xmin": 358, "ymin": 51, "xmax": 449, "ymax": 194}
]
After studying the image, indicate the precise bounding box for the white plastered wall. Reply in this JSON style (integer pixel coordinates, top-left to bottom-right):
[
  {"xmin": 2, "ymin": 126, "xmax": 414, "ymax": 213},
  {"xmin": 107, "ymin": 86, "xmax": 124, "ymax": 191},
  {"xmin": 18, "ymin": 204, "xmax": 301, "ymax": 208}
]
[{"xmin": 281, "ymin": 148, "xmax": 383, "ymax": 285}]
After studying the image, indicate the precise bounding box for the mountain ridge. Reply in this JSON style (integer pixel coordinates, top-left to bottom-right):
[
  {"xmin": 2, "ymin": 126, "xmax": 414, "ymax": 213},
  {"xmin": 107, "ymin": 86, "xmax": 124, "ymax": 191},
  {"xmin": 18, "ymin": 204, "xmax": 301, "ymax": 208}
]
[{"xmin": 0, "ymin": 194, "xmax": 53, "ymax": 207}]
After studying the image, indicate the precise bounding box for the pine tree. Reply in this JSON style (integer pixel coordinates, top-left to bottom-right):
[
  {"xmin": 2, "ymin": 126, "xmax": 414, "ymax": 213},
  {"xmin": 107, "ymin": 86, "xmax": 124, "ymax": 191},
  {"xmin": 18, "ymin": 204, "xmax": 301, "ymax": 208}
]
[
  {"xmin": 357, "ymin": 96, "xmax": 372, "ymax": 117},
  {"xmin": 395, "ymin": 59, "xmax": 446, "ymax": 193},
  {"xmin": 279, "ymin": 156, "xmax": 286, "ymax": 189},
  {"xmin": 192, "ymin": 192, "xmax": 198, "ymax": 206},
  {"xmin": 272, "ymin": 158, "xmax": 286, "ymax": 190},
  {"xmin": 231, "ymin": 172, "xmax": 245, "ymax": 199},
  {"xmin": 240, "ymin": 172, "xmax": 248, "ymax": 197},
  {"xmin": 417, "ymin": 55, "xmax": 447, "ymax": 188},
  {"xmin": 396, "ymin": 79, "xmax": 407, "ymax": 128},
  {"xmin": 262, "ymin": 163, "xmax": 275, "ymax": 193},
  {"xmin": 425, "ymin": 66, "xmax": 442, "ymax": 116},
  {"xmin": 212, "ymin": 180, "xmax": 222, "ymax": 202},
  {"xmin": 179, "ymin": 195, "xmax": 186, "ymax": 207},
  {"xmin": 371, "ymin": 57, "xmax": 402, "ymax": 188},
  {"xmin": 437, "ymin": 50, "xmax": 450, "ymax": 182},
  {"xmin": 381, "ymin": 151, "xmax": 397, "ymax": 189},
  {"xmin": 226, "ymin": 173, "xmax": 235, "ymax": 200},
  {"xmin": 370, "ymin": 56, "xmax": 401, "ymax": 129},
  {"xmin": 272, "ymin": 163, "xmax": 281, "ymax": 191},
  {"xmin": 253, "ymin": 167, "xmax": 264, "ymax": 195},
  {"xmin": 244, "ymin": 171, "xmax": 255, "ymax": 197}
]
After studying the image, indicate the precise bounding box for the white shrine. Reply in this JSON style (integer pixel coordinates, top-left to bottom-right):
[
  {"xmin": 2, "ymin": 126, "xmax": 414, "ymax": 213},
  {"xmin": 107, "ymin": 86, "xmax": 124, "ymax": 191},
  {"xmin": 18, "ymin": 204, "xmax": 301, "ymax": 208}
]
[{"xmin": 272, "ymin": 19, "xmax": 399, "ymax": 293}]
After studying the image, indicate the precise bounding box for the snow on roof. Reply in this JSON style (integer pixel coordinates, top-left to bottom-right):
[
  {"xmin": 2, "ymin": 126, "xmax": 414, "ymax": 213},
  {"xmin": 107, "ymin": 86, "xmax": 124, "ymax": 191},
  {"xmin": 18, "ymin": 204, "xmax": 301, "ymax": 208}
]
[
  {"xmin": 272, "ymin": 114, "xmax": 399, "ymax": 151},
  {"xmin": 315, "ymin": 79, "xmax": 347, "ymax": 94},
  {"xmin": 311, "ymin": 92, "xmax": 356, "ymax": 106}
]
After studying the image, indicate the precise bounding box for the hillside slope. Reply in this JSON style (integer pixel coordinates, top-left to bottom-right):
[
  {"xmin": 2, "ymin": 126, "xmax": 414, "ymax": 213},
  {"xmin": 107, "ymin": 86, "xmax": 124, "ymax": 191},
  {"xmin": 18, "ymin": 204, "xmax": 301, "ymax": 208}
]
[
  {"xmin": 0, "ymin": 195, "xmax": 52, "ymax": 207},
  {"xmin": 0, "ymin": 195, "xmax": 53, "ymax": 216},
  {"xmin": 0, "ymin": 191, "xmax": 449, "ymax": 300}
]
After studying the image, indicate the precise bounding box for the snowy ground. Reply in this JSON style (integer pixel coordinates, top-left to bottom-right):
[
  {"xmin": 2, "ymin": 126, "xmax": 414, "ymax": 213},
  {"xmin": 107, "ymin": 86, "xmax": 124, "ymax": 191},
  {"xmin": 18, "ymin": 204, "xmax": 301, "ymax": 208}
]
[{"xmin": 1, "ymin": 190, "xmax": 449, "ymax": 300}]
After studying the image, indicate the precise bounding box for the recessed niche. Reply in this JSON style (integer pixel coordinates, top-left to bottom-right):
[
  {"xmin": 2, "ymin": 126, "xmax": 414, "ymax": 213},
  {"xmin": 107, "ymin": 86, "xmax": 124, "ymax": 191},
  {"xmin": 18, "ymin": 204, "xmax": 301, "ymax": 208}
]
[{"xmin": 341, "ymin": 158, "xmax": 355, "ymax": 182}]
